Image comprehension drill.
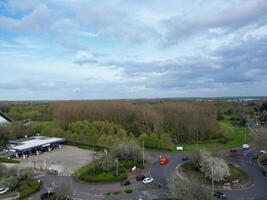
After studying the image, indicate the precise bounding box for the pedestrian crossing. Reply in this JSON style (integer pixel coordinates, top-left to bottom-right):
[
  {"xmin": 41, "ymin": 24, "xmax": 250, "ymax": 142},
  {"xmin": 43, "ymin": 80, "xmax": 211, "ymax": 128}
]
[
  {"xmin": 54, "ymin": 168, "xmax": 74, "ymax": 177},
  {"xmin": 57, "ymin": 172, "xmax": 74, "ymax": 176}
]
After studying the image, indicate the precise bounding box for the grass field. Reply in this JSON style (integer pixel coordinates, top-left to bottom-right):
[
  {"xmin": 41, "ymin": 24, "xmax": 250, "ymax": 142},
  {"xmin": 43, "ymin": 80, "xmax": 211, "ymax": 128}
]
[
  {"xmin": 178, "ymin": 119, "xmax": 251, "ymax": 152},
  {"xmin": 75, "ymin": 161, "xmax": 127, "ymax": 183}
]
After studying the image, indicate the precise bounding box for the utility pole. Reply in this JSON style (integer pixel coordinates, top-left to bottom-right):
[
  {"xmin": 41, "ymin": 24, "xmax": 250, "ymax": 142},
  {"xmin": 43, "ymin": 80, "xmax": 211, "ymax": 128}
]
[
  {"xmin": 142, "ymin": 141, "xmax": 145, "ymax": 167},
  {"xmin": 244, "ymin": 129, "xmax": 247, "ymax": 144},
  {"xmin": 211, "ymin": 166, "xmax": 214, "ymax": 195}
]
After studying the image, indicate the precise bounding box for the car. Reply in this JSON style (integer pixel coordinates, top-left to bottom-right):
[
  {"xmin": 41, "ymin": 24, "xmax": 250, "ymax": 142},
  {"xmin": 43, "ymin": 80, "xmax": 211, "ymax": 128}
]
[
  {"xmin": 48, "ymin": 169, "xmax": 58, "ymax": 175},
  {"xmin": 213, "ymin": 191, "xmax": 226, "ymax": 199},
  {"xmin": 262, "ymin": 170, "xmax": 267, "ymax": 177},
  {"xmin": 136, "ymin": 175, "xmax": 146, "ymax": 181},
  {"xmin": 242, "ymin": 144, "xmax": 250, "ymax": 149},
  {"xmin": 260, "ymin": 150, "xmax": 267, "ymax": 154},
  {"xmin": 40, "ymin": 191, "xmax": 54, "ymax": 200},
  {"xmin": 160, "ymin": 158, "xmax": 169, "ymax": 165},
  {"xmin": 252, "ymin": 154, "xmax": 259, "ymax": 160},
  {"xmin": 182, "ymin": 156, "xmax": 189, "ymax": 161},
  {"xmin": 120, "ymin": 180, "xmax": 131, "ymax": 186},
  {"xmin": 0, "ymin": 187, "xmax": 9, "ymax": 195},
  {"xmin": 143, "ymin": 177, "xmax": 154, "ymax": 184},
  {"xmin": 230, "ymin": 148, "xmax": 238, "ymax": 153}
]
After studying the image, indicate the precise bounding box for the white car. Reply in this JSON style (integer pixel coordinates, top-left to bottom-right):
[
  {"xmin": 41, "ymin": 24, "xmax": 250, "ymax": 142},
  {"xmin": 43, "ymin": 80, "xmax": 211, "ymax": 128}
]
[
  {"xmin": 0, "ymin": 187, "xmax": 9, "ymax": 195},
  {"xmin": 143, "ymin": 177, "xmax": 154, "ymax": 184},
  {"xmin": 242, "ymin": 144, "xmax": 250, "ymax": 149},
  {"xmin": 260, "ymin": 150, "xmax": 267, "ymax": 154}
]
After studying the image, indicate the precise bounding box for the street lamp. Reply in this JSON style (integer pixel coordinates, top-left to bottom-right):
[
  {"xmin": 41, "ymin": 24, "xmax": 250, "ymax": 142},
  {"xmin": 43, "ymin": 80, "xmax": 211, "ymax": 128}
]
[{"xmin": 115, "ymin": 158, "xmax": 119, "ymax": 177}]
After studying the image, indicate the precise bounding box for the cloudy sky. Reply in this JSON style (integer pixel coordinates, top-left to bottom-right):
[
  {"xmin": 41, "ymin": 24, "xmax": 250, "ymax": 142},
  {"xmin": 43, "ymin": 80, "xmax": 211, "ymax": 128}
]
[{"xmin": 1, "ymin": 0, "xmax": 267, "ymax": 100}]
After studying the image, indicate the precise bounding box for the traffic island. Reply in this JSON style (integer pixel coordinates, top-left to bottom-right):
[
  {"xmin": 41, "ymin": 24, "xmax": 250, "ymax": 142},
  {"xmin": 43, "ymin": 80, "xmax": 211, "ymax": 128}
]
[{"xmin": 179, "ymin": 162, "xmax": 252, "ymax": 190}]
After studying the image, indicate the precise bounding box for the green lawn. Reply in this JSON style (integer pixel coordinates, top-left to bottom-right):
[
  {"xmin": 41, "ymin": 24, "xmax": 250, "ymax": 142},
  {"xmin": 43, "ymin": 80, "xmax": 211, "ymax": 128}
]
[
  {"xmin": 75, "ymin": 161, "xmax": 127, "ymax": 183},
  {"xmin": 18, "ymin": 179, "xmax": 41, "ymax": 199},
  {"xmin": 75, "ymin": 158, "xmax": 142, "ymax": 183},
  {"xmin": 177, "ymin": 120, "xmax": 251, "ymax": 152},
  {"xmin": 0, "ymin": 157, "xmax": 20, "ymax": 163}
]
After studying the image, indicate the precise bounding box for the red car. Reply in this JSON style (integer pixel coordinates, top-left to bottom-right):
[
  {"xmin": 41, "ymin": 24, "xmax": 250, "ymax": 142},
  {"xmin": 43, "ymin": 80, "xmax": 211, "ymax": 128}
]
[{"xmin": 160, "ymin": 158, "xmax": 169, "ymax": 165}]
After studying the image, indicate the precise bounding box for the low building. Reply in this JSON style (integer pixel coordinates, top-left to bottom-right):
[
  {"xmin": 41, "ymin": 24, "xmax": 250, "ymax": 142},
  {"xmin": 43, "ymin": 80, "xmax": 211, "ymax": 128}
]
[
  {"xmin": 0, "ymin": 111, "xmax": 12, "ymax": 126},
  {"xmin": 7, "ymin": 136, "xmax": 65, "ymax": 158}
]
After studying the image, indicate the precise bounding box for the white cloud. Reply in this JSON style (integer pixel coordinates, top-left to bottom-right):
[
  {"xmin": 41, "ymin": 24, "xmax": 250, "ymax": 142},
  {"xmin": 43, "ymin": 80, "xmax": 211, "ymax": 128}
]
[
  {"xmin": 73, "ymin": 50, "xmax": 98, "ymax": 65},
  {"xmin": 0, "ymin": 4, "xmax": 51, "ymax": 32}
]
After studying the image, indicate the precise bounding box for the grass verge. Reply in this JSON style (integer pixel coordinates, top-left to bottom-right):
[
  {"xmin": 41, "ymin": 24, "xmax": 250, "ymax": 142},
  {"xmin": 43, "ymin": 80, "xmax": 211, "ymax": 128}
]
[
  {"xmin": 18, "ymin": 179, "xmax": 41, "ymax": 199},
  {"xmin": 0, "ymin": 157, "xmax": 20, "ymax": 163}
]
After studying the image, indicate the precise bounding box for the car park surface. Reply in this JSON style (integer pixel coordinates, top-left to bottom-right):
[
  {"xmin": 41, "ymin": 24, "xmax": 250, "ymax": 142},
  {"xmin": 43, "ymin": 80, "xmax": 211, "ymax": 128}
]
[{"xmin": 17, "ymin": 145, "xmax": 96, "ymax": 176}]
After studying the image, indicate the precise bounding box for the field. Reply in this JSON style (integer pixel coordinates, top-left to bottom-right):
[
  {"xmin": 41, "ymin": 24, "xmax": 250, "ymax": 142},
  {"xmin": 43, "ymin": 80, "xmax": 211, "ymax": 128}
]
[{"xmin": 179, "ymin": 119, "xmax": 251, "ymax": 152}]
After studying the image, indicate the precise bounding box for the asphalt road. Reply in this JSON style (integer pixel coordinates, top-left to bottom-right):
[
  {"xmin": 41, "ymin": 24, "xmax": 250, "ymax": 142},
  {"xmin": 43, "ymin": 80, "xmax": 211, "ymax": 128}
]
[
  {"xmin": 27, "ymin": 142, "xmax": 267, "ymax": 200},
  {"xmin": 224, "ymin": 149, "xmax": 267, "ymax": 200}
]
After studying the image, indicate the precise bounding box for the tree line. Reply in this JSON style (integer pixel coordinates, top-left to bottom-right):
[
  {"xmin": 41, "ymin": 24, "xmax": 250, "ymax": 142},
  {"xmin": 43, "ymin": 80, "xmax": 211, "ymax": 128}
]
[{"xmin": 51, "ymin": 100, "xmax": 219, "ymax": 143}]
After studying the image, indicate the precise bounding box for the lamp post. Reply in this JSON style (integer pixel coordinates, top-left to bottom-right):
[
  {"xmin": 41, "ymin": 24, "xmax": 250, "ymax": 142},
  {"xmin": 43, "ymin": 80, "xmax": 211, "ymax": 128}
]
[
  {"xmin": 143, "ymin": 141, "xmax": 145, "ymax": 167},
  {"xmin": 211, "ymin": 166, "xmax": 214, "ymax": 195},
  {"xmin": 115, "ymin": 158, "xmax": 119, "ymax": 177}
]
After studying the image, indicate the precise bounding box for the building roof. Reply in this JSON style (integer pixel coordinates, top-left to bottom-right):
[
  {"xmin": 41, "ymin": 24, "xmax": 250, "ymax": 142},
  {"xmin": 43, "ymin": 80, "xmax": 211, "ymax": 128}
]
[
  {"xmin": 0, "ymin": 111, "xmax": 12, "ymax": 123},
  {"xmin": 9, "ymin": 136, "xmax": 65, "ymax": 151},
  {"xmin": 0, "ymin": 115, "xmax": 8, "ymax": 124}
]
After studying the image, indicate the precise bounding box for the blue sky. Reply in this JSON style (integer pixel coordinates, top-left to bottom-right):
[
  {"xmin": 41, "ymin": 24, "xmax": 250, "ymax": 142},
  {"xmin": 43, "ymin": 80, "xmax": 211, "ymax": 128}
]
[{"xmin": 0, "ymin": 0, "xmax": 267, "ymax": 100}]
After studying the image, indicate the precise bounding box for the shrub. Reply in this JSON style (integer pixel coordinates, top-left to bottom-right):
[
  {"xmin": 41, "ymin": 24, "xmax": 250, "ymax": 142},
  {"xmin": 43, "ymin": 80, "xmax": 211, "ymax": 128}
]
[
  {"xmin": 124, "ymin": 189, "xmax": 133, "ymax": 193},
  {"xmin": 0, "ymin": 157, "xmax": 20, "ymax": 163}
]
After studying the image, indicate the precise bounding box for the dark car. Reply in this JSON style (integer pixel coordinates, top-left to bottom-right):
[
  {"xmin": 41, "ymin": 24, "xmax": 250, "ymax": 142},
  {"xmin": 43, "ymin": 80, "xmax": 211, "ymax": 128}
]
[
  {"xmin": 136, "ymin": 175, "xmax": 146, "ymax": 181},
  {"xmin": 48, "ymin": 169, "xmax": 58, "ymax": 175},
  {"xmin": 213, "ymin": 191, "xmax": 226, "ymax": 199},
  {"xmin": 230, "ymin": 148, "xmax": 238, "ymax": 153},
  {"xmin": 120, "ymin": 180, "xmax": 131, "ymax": 186},
  {"xmin": 262, "ymin": 170, "xmax": 267, "ymax": 177},
  {"xmin": 252, "ymin": 154, "xmax": 258, "ymax": 160},
  {"xmin": 182, "ymin": 156, "xmax": 189, "ymax": 161},
  {"xmin": 40, "ymin": 191, "xmax": 54, "ymax": 200}
]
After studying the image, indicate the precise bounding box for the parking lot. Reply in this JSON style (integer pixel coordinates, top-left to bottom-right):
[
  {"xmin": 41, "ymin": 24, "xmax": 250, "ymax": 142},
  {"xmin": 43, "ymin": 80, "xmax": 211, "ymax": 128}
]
[{"xmin": 17, "ymin": 145, "xmax": 96, "ymax": 176}]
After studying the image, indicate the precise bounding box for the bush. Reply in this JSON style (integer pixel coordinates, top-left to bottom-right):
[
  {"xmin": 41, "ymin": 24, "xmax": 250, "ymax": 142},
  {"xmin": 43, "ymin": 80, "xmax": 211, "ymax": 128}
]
[
  {"xmin": 124, "ymin": 189, "xmax": 133, "ymax": 193},
  {"xmin": 0, "ymin": 157, "xmax": 20, "ymax": 163}
]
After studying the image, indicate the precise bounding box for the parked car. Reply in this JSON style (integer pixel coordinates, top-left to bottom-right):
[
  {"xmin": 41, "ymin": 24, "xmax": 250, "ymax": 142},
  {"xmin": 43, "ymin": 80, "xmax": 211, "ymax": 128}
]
[
  {"xmin": 260, "ymin": 150, "xmax": 267, "ymax": 154},
  {"xmin": 230, "ymin": 148, "xmax": 238, "ymax": 153},
  {"xmin": 160, "ymin": 158, "xmax": 169, "ymax": 165},
  {"xmin": 40, "ymin": 191, "xmax": 55, "ymax": 200},
  {"xmin": 252, "ymin": 154, "xmax": 259, "ymax": 160},
  {"xmin": 136, "ymin": 175, "xmax": 146, "ymax": 181},
  {"xmin": 120, "ymin": 180, "xmax": 131, "ymax": 186},
  {"xmin": 182, "ymin": 156, "xmax": 189, "ymax": 161},
  {"xmin": 0, "ymin": 187, "xmax": 9, "ymax": 195},
  {"xmin": 213, "ymin": 191, "xmax": 226, "ymax": 199},
  {"xmin": 143, "ymin": 177, "xmax": 154, "ymax": 184},
  {"xmin": 262, "ymin": 170, "xmax": 267, "ymax": 177}
]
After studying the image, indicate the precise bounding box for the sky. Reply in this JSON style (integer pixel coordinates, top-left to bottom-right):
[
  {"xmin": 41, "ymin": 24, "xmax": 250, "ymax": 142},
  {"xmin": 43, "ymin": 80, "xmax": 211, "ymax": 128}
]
[{"xmin": 0, "ymin": 0, "xmax": 267, "ymax": 100}]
